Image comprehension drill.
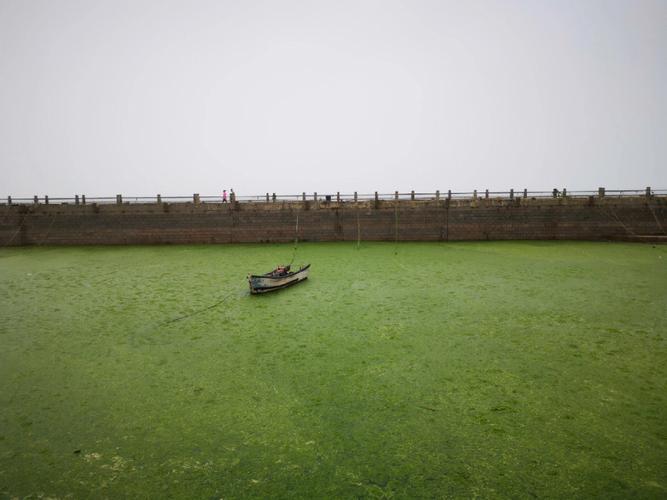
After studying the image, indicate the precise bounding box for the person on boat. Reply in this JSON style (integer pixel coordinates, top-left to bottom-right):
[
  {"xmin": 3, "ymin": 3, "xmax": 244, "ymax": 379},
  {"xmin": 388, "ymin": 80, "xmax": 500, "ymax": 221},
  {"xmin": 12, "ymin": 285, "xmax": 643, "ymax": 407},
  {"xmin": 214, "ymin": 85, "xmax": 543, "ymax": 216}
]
[{"xmin": 274, "ymin": 265, "xmax": 289, "ymax": 276}]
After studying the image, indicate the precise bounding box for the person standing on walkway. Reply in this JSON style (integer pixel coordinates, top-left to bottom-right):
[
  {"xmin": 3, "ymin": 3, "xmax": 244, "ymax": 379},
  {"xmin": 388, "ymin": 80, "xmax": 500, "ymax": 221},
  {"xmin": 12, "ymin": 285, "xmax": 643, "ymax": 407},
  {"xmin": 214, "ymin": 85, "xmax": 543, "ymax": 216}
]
[{"xmin": 222, "ymin": 189, "xmax": 227, "ymax": 203}]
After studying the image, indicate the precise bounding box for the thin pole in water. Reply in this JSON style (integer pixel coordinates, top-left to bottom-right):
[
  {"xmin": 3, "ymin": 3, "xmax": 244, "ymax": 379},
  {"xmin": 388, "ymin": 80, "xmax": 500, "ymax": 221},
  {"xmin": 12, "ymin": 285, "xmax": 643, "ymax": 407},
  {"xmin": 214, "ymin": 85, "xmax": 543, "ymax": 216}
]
[
  {"xmin": 289, "ymin": 213, "xmax": 299, "ymax": 266},
  {"xmin": 356, "ymin": 208, "xmax": 361, "ymax": 250},
  {"xmin": 394, "ymin": 203, "xmax": 399, "ymax": 255}
]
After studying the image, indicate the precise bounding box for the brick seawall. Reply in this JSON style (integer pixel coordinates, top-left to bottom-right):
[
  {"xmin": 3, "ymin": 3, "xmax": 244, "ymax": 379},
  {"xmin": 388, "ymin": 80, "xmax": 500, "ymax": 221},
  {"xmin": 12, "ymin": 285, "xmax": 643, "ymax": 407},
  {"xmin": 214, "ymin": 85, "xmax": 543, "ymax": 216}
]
[{"xmin": 0, "ymin": 196, "xmax": 665, "ymax": 246}]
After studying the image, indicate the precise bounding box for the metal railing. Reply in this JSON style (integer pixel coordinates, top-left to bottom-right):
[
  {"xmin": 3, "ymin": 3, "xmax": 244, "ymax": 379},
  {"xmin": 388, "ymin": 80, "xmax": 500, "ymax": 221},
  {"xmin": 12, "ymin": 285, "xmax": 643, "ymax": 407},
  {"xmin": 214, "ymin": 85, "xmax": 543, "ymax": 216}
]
[{"xmin": 3, "ymin": 188, "xmax": 665, "ymax": 206}]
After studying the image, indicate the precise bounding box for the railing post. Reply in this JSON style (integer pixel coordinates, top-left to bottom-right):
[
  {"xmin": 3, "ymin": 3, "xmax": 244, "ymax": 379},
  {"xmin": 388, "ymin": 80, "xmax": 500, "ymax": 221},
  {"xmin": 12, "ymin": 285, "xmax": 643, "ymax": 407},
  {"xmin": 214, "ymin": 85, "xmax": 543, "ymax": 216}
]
[
  {"xmin": 75, "ymin": 194, "xmax": 79, "ymax": 205},
  {"xmin": 598, "ymin": 187, "xmax": 605, "ymax": 198},
  {"xmin": 354, "ymin": 191, "xmax": 358, "ymax": 202},
  {"xmin": 82, "ymin": 194, "xmax": 86, "ymax": 205},
  {"xmin": 116, "ymin": 194, "xmax": 122, "ymax": 204},
  {"xmin": 646, "ymin": 186, "xmax": 651, "ymax": 197},
  {"xmin": 7, "ymin": 196, "xmax": 11, "ymax": 205},
  {"xmin": 157, "ymin": 194, "xmax": 162, "ymax": 203},
  {"xmin": 395, "ymin": 190, "xmax": 399, "ymax": 200},
  {"xmin": 509, "ymin": 189, "xmax": 514, "ymax": 200},
  {"xmin": 337, "ymin": 192, "xmax": 340, "ymax": 202},
  {"xmin": 272, "ymin": 193, "xmax": 276, "ymax": 202},
  {"xmin": 523, "ymin": 188, "xmax": 527, "ymax": 198},
  {"xmin": 435, "ymin": 190, "xmax": 440, "ymax": 201},
  {"xmin": 411, "ymin": 190, "xmax": 415, "ymax": 201},
  {"xmin": 34, "ymin": 195, "xmax": 39, "ymax": 204}
]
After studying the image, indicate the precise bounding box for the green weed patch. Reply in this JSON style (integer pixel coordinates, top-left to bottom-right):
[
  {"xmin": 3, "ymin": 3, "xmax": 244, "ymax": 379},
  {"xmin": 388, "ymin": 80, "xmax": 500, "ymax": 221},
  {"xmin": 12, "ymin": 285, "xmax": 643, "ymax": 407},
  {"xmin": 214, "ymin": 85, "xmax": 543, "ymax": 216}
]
[{"xmin": 1, "ymin": 242, "xmax": 665, "ymax": 497}]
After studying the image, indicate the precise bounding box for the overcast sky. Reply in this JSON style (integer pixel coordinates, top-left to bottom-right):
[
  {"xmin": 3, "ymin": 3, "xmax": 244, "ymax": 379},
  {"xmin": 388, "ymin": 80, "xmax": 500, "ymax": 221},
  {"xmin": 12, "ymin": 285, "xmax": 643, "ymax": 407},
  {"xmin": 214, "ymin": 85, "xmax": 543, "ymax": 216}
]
[{"xmin": 1, "ymin": 0, "xmax": 665, "ymax": 198}]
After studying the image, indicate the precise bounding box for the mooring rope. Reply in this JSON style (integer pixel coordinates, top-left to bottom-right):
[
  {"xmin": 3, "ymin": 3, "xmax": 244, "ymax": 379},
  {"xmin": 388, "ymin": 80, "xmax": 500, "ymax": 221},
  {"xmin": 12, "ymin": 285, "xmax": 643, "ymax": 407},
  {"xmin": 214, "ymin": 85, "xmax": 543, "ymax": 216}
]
[
  {"xmin": 1, "ymin": 212, "xmax": 28, "ymax": 247},
  {"xmin": 2, "ymin": 210, "xmax": 60, "ymax": 247},
  {"xmin": 160, "ymin": 289, "xmax": 241, "ymax": 326},
  {"xmin": 646, "ymin": 203, "xmax": 666, "ymax": 235},
  {"xmin": 36, "ymin": 211, "xmax": 58, "ymax": 246},
  {"xmin": 602, "ymin": 206, "xmax": 636, "ymax": 236}
]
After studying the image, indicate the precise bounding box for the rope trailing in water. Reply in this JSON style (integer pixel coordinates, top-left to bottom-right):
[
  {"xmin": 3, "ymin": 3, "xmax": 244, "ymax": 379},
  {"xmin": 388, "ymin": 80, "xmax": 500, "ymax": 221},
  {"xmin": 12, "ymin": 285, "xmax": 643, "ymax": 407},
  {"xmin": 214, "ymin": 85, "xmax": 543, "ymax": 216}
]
[
  {"xmin": 289, "ymin": 212, "xmax": 299, "ymax": 266},
  {"xmin": 161, "ymin": 290, "xmax": 239, "ymax": 326}
]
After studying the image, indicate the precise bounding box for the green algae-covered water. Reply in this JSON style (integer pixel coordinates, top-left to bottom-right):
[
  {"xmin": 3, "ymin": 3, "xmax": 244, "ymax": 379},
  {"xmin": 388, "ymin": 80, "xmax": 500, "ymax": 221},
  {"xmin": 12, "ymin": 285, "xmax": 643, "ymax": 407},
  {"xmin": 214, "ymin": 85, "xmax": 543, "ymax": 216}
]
[{"xmin": 1, "ymin": 242, "xmax": 666, "ymax": 498}]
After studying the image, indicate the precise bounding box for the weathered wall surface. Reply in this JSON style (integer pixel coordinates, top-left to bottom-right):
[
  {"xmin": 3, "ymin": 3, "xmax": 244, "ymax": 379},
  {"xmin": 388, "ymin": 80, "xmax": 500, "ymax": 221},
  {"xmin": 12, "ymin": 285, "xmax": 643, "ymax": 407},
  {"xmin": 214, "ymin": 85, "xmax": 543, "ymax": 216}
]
[{"xmin": 0, "ymin": 196, "xmax": 665, "ymax": 246}]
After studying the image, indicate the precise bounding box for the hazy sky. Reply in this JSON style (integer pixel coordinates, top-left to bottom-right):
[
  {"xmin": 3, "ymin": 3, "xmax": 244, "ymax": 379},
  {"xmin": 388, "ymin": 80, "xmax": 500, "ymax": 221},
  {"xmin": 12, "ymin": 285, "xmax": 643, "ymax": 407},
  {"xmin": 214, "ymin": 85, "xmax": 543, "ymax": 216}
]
[{"xmin": 1, "ymin": 0, "xmax": 665, "ymax": 198}]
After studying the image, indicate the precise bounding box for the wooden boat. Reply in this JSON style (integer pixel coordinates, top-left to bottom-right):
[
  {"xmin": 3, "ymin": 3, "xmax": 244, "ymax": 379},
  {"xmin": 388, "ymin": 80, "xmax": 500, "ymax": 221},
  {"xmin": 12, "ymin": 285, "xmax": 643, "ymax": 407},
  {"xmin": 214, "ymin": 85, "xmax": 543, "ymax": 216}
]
[{"xmin": 248, "ymin": 264, "xmax": 310, "ymax": 294}]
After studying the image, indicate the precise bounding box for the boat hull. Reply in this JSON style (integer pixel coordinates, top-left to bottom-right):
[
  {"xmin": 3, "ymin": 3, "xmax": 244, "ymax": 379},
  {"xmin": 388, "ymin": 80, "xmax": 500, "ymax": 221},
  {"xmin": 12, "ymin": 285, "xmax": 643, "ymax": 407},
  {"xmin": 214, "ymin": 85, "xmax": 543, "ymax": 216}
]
[{"xmin": 248, "ymin": 265, "xmax": 310, "ymax": 294}]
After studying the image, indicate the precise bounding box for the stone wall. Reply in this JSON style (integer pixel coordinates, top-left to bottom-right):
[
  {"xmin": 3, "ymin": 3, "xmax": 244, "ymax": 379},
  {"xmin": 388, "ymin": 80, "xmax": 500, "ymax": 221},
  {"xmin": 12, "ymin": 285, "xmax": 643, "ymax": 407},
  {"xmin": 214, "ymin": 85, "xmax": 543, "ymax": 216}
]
[{"xmin": 0, "ymin": 196, "xmax": 665, "ymax": 246}]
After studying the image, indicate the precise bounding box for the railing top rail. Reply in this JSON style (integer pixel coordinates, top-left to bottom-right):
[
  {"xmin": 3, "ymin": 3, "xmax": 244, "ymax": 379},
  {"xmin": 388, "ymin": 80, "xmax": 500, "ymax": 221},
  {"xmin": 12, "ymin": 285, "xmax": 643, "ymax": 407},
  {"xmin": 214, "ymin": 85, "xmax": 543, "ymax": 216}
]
[{"xmin": 3, "ymin": 189, "xmax": 666, "ymax": 205}]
